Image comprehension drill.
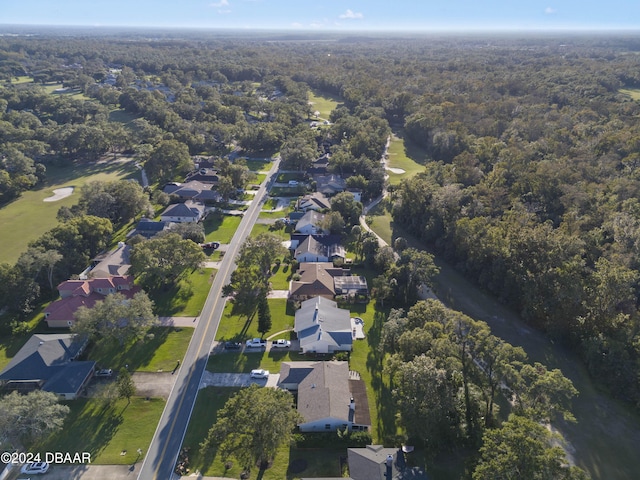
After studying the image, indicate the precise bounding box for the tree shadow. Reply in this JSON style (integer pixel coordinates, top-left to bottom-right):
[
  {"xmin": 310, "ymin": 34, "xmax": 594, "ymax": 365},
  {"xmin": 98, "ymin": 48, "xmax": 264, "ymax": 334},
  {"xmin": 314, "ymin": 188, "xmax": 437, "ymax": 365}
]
[
  {"xmin": 36, "ymin": 398, "xmax": 124, "ymax": 462},
  {"xmin": 391, "ymin": 128, "xmax": 430, "ymax": 166},
  {"xmin": 365, "ymin": 309, "xmax": 398, "ymax": 443}
]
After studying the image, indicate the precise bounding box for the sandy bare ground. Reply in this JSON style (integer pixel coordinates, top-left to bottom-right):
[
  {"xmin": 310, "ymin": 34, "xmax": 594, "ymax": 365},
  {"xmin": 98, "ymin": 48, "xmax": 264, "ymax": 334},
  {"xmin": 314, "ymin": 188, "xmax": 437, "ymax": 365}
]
[{"xmin": 43, "ymin": 186, "xmax": 74, "ymax": 202}]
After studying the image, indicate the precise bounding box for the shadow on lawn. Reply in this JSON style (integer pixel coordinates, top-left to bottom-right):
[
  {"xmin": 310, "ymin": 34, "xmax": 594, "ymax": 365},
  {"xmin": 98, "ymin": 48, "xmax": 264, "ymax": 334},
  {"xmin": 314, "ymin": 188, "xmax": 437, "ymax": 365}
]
[
  {"xmin": 37, "ymin": 398, "xmax": 124, "ymax": 461},
  {"xmin": 84, "ymin": 326, "xmax": 172, "ymax": 371},
  {"xmin": 366, "ymin": 309, "xmax": 398, "ymax": 443}
]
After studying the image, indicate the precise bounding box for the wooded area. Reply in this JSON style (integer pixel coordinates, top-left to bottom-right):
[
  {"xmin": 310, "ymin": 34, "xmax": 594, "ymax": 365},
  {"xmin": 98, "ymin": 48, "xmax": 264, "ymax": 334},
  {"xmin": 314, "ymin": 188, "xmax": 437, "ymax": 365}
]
[{"xmin": 1, "ymin": 29, "xmax": 640, "ymax": 477}]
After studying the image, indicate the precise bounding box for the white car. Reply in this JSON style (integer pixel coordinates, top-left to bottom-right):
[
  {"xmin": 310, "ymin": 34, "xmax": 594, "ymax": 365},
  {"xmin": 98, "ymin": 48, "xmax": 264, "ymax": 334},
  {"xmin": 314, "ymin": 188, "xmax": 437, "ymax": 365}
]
[
  {"xmin": 250, "ymin": 369, "xmax": 269, "ymax": 379},
  {"xmin": 271, "ymin": 339, "xmax": 291, "ymax": 348},
  {"xmin": 246, "ymin": 338, "xmax": 267, "ymax": 348},
  {"xmin": 21, "ymin": 462, "xmax": 50, "ymax": 474}
]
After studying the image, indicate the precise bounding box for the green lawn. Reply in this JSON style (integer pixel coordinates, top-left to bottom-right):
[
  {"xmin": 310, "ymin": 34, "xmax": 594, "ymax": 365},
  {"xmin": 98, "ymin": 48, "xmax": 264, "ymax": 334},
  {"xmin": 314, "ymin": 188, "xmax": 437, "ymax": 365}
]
[
  {"xmin": 269, "ymin": 262, "xmax": 294, "ymax": 290},
  {"xmin": 620, "ymin": 88, "xmax": 640, "ymax": 100},
  {"xmin": 250, "ymin": 222, "xmax": 291, "ymax": 240},
  {"xmin": 214, "ymin": 298, "xmax": 295, "ymax": 345},
  {"xmin": 365, "ymin": 201, "xmax": 395, "ymax": 245},
  {"xmin": 183, "ymin": 387, "xmax": 345, "ymax": 479},
  {"xmin": 308, "ymin": 89, "xmax": 343, "ymax": 121},
  {"xmin": 245, "ymin": 159, "xmax": 273, "ymax": 172},
  {"xmin": 109, "ymin": 108, "xmax": 140, "ymax": 125},
  {"xmin": 386, "ymin": 131, "xmax": 429, "ymax": 185},
  {"xmin": 0, "ymin": 159, "xmax": 138, "ymax": 264},
  {"xmin": 203, "ymin": 213, "xmax": 242, "ymax": 243},
  {"xmin": 85, "ymin": 326, "xmax": 193, "ymax": 373},
  {"xmin": 148, "ymin": 268, "xmax": 216, "ymax": 317},
  {"xmin": 36, "ymin": 396, "xmax": 165, "ymax": 465}
]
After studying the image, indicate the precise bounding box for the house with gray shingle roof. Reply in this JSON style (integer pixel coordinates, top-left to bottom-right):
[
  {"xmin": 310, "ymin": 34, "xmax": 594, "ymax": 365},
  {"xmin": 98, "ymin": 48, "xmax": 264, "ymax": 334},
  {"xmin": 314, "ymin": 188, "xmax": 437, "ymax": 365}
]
[
  {"xmin": 294, "ymin": 210, "xmax": 328, "ymax": 235},
  {"xmin": 160, "ymin": 201, "xmax": 205, "ymax": 223},
  {"xmin": 294, "ymin": 297, "xmax": 352, "ymax": 354},
  {"xmin": 0, "ymin": 334, "xmax": 94, "ymax": 400},
  {"xmin": 294, "ymin": 235, "xmax": 346, "ymax": 263},
  {"xmin": 278, "ymin": 361, "xmax": 370, "ymax": 433},
  {"xmin": 347, "ymin": 445, "xmax": 427, "ymax": 480}
]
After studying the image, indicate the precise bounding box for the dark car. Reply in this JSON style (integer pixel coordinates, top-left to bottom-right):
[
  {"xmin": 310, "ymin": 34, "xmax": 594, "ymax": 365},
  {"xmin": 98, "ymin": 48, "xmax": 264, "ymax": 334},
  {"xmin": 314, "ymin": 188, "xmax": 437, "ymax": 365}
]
[
  {"xmin": 224, "ymin": 341, "xmax": 241, "ymax": 350},
  {"xmin": 201, "ymin": 241, "xmax": 220, "ymax": 250},
  {"xmin": 95, "ymin": 368, "xmax": 113, "ymax": 377}
]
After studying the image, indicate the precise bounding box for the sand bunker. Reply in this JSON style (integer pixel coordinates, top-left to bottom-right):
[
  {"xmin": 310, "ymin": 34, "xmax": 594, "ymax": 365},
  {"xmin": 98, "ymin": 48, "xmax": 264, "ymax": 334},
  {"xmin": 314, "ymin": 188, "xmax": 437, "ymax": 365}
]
[
  {"xmin": 386, "ymin": 167, "xmax": 406, "ymax": 174},
  {"xmin": 44, "ymin": 187, "xmax": 74, "ymax": 202}
]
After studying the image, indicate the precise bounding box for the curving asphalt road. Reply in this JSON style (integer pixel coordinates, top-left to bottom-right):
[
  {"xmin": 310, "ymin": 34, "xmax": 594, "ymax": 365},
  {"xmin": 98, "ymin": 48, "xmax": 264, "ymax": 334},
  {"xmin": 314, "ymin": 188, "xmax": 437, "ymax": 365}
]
[{"xmin": 137, "ymin": 157, "xmax": 280, "ymax": 480}]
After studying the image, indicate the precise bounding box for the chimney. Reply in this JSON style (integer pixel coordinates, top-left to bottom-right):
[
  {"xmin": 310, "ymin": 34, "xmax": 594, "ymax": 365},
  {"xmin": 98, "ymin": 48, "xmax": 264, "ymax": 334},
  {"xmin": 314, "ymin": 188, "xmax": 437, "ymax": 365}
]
[
  {"xmin": 349, "ymin": 397, "xmax": 355, "ymax": 411},
  {"xmin": 386, "ymin": 454, "xmax": 393, "ymax": 468},
  {"xmin": 313, "ymin": 306, "xmax": 319, "ymax": 323}
]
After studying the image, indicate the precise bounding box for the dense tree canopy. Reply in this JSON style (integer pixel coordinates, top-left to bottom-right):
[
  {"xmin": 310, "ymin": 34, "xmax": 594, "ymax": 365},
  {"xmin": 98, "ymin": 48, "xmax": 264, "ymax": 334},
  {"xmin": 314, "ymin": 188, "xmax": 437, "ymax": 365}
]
[
  {"xmin": 200, "ymin": 384, "xmax": 302, "ymax": 471},
  {"xmin": 0, "ymin": 390, "xmax": 69, "ymax": 447}
]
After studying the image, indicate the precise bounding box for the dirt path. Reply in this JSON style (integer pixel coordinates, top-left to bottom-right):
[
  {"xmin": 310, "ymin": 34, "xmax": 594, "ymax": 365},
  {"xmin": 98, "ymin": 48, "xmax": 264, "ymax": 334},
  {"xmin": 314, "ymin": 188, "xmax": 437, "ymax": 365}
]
[{"xmin": 432, "ymin": 256, "xmax": 640, "ymax": 480}]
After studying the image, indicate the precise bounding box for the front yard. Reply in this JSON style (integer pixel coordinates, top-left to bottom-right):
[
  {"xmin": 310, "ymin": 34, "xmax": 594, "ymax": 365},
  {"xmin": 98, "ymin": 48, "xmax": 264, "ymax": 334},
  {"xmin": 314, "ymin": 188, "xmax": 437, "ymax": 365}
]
[{"xmin": 36, "ymin": 396, "xmax": 165, "ymax": 465}]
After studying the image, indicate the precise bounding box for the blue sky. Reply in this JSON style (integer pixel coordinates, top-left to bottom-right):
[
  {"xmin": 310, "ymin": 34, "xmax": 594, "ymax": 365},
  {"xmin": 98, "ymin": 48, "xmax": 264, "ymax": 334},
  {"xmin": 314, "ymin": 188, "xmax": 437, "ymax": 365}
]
[{"xmin": 2, "ymin": 0, "xmax": 639, "ymax": 31}]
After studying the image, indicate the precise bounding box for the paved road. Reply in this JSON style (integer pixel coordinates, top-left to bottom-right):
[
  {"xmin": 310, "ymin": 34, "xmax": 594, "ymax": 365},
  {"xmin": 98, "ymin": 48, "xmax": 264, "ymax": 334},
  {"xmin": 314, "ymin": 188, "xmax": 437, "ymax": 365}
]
[{"xmin": 137, "ymin": 158, "xmax": 280, "ymax": 480}]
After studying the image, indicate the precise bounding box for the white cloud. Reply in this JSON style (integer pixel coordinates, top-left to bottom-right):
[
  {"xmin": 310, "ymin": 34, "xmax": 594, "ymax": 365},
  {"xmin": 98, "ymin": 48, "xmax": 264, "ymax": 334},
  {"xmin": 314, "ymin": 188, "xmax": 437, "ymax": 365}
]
[
  {"xmin": 545, "ymin": 7, "xmax": 557, "ymax": 14},
  {"xmin": 291, "ymin": 22, "xmax": 303, "ymax": 28},
  {"xmin": 210, "ymin": 0, "xmax": 229, "ymax": 7},
  {"xmin": 339, "ymin": 9, "xmax": 363, "ymax": 20}
]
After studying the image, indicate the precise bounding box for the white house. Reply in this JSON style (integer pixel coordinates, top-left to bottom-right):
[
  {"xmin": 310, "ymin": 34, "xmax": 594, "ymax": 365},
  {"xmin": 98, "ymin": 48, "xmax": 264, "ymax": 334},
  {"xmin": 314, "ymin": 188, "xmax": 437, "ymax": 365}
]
[
  {"xmin": 294, "ymin": 211, "xmax": 327, "ymax": 235},
  {"xmin": 160, "ymin": 201, "xmax": 205, "ymax": 223},
  {"xmin": 294, "ymin": 297, "xmax": 352, "ymax": 354},
  {"xmin": 294, "ymin": 235, "xmax": 346, "ymax": 263}
]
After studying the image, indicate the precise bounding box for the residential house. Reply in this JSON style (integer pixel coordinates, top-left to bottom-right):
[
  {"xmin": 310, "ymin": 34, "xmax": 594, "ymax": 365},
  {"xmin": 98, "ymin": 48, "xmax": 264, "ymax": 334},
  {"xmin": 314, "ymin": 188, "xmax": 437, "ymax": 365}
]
[
  {"xmin": 294, "ymin": 211, "xmax": 327, "ymax": 235},
  {"xmin": 294, "ymin": 235, "xmax": 346, "ymax": 263},
  {"xmin": 289, "ymin": 262, "xmax": 367, "ymax": 301},
  {"xmin": 308, "ymin": 153, "xmax": 330, "ymax": 174},
  {"xmin": 0, "ymin": 334, "xmax": 94, "ymax": 400},
  {"xmin": 347, "ymin": 445, "xmax": 427, "ymax": 480},
  {"xmin": 314, "ymin": 174, "xmax": 347, "ymax": 196},
  {"xmin": 294, "ymin": 297, "xmax": 352, "ymax": 354},
  {"xmin": 296, "ymin": 192, "xmax": 331, "ymax": 212},
  {"xmin": 44, "ymin": 276, "xmax": 140, "ymax": 328},
  {"xmin": 289, "ymin": 263, "xmax": 344, "ymax": 301},
  {"xmin": 85, "ymin": 242, "xmax": 131, "ymax": 279},
  {"xmin": 185, "ymin": 167, "xmax": 219, "ymax": 186},
  {"xmin": 131, "ymin": 219, "xmax": 173, "ymax": 239},
  {"xmin": 163, "ymin": 181, "xmax": 220, "ymax": 202},
  {"xmin": 160, "ymin": 201, "xmax": 205, "ymax": 223},
  {"xmin": 277, "ymin": 361, "xmax": 371, "ymax": 433}
]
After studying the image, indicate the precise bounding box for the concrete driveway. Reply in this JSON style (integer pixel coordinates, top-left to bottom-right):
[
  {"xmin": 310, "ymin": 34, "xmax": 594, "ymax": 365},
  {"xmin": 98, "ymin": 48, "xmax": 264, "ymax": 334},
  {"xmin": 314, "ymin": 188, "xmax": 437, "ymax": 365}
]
[{"xmin": 199, "ymin": 371, "xmax": 280, "ymax": 389}]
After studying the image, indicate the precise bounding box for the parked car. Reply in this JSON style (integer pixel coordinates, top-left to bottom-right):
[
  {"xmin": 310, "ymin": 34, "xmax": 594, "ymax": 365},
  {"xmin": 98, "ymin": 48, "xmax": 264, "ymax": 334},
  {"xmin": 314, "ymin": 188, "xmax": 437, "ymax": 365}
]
[
  {"xmin": 288, "ymin": 180, "xmax": 299, "ymax": 186},
  {"xmin": 224, "ymin": 341, "xmax": 241, "ymax": 350},
  {"xmin": 95, "ymin": 368, "xmax": 113, "ymax": 377},
  {"xmin": 250, "ymin": 369, "xmax": 269, "ymax": 379},
  {"xmin": 245, "ymin": 338, "xmax": 267, "ymax": 348},
  {"xmin": 201, "ymin": 241, "xmax": 220, "ymax": 250},
  {"xmin": 21, "ymin": 462, "xmax": 50, "ymax": 474},
  {"xmin": 271, "ymin": 339, "xmax": 291, "ymax": 348}
]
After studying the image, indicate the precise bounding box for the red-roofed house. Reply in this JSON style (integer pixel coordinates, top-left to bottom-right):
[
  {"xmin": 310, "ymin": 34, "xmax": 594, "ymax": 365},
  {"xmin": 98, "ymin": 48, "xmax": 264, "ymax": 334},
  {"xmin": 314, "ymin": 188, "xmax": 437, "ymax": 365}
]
[{"xmin": 44, "ymin": 276, "xmax": 140, "ymax": 328}]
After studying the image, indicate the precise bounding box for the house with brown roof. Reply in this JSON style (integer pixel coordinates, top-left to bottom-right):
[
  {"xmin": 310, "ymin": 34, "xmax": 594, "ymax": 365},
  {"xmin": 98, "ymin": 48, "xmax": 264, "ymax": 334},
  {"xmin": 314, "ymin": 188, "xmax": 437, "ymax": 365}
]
[
  {"xmin": 289, "ymin": 262, "xmax": 367, "ymax": 302},
  {"xmin": 44, "ymin": 276, "xmax": 140, "ymax": 328},
  {"xmin": 277, "ymin": 361, "xmax": 371, "ymax": 433}
]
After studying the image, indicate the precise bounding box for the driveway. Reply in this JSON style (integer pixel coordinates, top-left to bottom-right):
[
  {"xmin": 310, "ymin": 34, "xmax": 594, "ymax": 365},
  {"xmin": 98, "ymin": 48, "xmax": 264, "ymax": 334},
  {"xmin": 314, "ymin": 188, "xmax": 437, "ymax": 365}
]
[
  {"xmin": 132, "ymin": 372, "xmax": 177, "ymax": 399},
  {"xmin": 17, "ymin": 464, "xmax": 142, "ymax": 480},
  {"xmin": 199, "ymin": 371, "xmax": 280, "ymax": 389}
]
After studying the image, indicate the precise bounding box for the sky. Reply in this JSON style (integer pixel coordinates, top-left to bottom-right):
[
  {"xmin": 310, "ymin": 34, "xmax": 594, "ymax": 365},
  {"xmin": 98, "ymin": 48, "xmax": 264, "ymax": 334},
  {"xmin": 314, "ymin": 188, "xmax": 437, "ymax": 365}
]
[{"xmin": 2, "ymin": 0, "xmax": 640, "ymax": 31}]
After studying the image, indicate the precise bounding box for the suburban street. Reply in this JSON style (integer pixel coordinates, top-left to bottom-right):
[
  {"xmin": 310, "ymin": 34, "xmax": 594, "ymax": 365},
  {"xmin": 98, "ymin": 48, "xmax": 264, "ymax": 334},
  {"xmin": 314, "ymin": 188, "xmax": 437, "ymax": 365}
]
[{"xmin": 137, "ymin": 157, "xmax": 280, "ymax": 480}]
